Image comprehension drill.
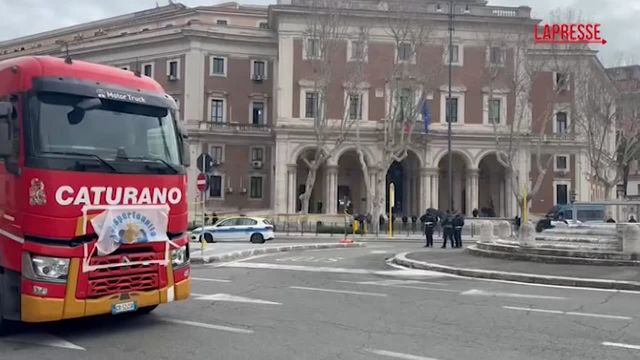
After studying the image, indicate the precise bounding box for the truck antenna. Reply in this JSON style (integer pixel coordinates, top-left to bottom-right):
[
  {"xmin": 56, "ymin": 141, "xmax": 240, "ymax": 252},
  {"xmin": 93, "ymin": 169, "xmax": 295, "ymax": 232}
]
[{"xmin": 64, "ymin": 42, "xmax": 72, "ymax": 64}]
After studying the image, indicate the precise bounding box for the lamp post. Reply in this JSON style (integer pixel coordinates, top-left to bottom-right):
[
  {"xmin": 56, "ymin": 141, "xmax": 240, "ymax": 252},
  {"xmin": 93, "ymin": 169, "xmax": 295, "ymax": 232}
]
[{"xmin": 447, "ymin": 0, "xmax": 454, "ymax": 213}]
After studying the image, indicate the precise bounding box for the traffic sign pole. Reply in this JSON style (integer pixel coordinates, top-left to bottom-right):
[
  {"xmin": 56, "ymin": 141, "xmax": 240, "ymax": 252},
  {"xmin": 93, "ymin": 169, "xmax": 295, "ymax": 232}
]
[{"xmin": 201, "ymin": 154, "xmax": 207, "ymax": 251}]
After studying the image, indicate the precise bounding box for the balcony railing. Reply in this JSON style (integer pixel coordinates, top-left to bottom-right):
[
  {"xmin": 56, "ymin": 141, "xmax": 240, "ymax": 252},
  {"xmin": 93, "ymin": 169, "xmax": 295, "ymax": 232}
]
[{"xmin": 198, "ymin": 121, "xmax": 272, "ymax": 133}]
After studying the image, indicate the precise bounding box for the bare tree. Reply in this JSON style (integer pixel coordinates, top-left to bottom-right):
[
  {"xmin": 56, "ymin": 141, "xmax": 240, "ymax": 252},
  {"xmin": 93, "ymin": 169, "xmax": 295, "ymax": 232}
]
[
  {"xmin": 483, "ymin": 21, "xmax": 586, "ymax": 214},
  {"xmin": 354, "ymin": 4, "xmax": 440, "ymax": 233},
  {"xmin": 296, "ymin": 0, "xmax": 367, "ymax": 214}
]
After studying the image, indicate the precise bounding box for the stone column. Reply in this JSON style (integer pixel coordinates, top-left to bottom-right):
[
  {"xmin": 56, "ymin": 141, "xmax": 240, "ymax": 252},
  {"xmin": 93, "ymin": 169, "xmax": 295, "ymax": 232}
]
[
  {"xmin": 623, "ymin": 224, "xmax": 640, "ymax": 254},
  {"xmin": 419, "ymin": 168, "xmax": 431, "ymax": 213},
  {"xmin": 326, "ymin": 165, "xmax": 338, "ymax": 214},
  {"xmin": 468, "ymin": 168, "xmax": 479, "ymax": 215},
  {"xmin": 431, "ymin": 171, "xmax": 439, "ymax": 209},
  {"xmin": 504, "ymin": 171, "xmax": 513, "ymax": 217},
  {"xmin": 286, "ymin": 164, "xmax": 297, "ymax": 214},
  {"xmin": 367, "ymin": 168, "xmax": 378, "ymax": 213}
]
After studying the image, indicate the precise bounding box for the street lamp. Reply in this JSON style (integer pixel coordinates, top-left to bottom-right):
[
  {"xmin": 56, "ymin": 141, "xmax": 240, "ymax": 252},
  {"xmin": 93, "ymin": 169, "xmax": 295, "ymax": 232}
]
[{"xmin": 447, "ymin": 0, "xmax": 454, "ymax": 213}]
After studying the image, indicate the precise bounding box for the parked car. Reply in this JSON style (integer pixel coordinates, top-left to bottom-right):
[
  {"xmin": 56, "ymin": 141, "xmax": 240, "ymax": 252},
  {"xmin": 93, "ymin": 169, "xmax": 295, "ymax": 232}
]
[{"xmin": 190, "ymin": 216, "xmax": 275, "ymax": 243}]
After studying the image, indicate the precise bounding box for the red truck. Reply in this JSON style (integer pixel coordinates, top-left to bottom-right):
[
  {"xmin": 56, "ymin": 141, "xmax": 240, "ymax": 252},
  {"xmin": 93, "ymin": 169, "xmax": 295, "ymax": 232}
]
[{"xmin": 0, "ymin": 56, "xmax": 191, "ymax": 331}]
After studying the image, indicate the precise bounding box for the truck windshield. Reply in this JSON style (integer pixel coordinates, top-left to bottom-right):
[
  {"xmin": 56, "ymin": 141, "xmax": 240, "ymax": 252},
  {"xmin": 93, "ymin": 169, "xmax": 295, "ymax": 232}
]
[{"xmin": 30, "ymin": 92, "xmax": 180, "ymax": 169}]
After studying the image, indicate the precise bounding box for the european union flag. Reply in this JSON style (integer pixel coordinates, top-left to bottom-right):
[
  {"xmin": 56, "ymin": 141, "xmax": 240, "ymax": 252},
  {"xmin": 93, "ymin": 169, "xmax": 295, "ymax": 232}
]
[{"xmin": 421, "ymin": 100, "xmax": 431, "ymax": 133}]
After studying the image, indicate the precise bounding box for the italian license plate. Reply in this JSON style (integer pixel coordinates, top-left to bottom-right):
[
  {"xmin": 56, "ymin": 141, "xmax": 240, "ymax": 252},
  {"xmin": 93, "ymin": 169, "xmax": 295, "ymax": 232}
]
[{"xmin": 112, "ymin": 301, "xmax": 137, "ymax": 314}]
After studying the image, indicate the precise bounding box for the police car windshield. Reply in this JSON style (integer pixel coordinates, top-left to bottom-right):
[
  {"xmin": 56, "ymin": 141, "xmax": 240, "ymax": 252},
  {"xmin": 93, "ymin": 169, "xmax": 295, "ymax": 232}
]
[{"xmin": 31, "ymin": 92, "xmax": 180, "ymax": 168}]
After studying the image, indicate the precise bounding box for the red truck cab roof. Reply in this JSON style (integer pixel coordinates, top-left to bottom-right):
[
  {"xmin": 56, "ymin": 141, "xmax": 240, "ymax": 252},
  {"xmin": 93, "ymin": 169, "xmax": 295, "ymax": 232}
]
[{"xmin": 0, "ymin": 56, "xmax": 165, "ymax": 94}]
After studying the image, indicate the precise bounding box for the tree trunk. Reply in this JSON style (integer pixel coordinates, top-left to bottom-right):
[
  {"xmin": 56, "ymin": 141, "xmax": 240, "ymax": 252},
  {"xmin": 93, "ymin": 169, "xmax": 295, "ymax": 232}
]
[{"xmin": 299, "ymin": 166, "xmax": 319, "ymax": 215}]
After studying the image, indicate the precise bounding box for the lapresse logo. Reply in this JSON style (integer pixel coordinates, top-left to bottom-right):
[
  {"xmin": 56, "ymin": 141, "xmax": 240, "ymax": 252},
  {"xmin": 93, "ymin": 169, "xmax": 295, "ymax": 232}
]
[
  {"xmin": 534, "ymin": 23, "xmax": 607, "ymax": 45},
  {"xmin": 54, "ymin": 186, "xmax": 182, "ymax": 206}
]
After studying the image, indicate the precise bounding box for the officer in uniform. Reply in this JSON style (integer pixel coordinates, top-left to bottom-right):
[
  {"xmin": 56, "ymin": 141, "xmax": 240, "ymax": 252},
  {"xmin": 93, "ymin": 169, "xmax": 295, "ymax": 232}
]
[
  {"xmin": 441, "ymin": 210, "xmax": 454, "ymax": 248},
  {"xmin": 420, "ymin": 209, "xmax": 437, "ymax": 247},
  {"xmin": 453, "ymin": 212, "xmax": 465, "ymax": 248}
]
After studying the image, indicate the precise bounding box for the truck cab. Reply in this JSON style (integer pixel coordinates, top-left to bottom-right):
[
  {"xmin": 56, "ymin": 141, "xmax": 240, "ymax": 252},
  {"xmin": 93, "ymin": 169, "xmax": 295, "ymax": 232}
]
[{"xmin": 0, "ymin": 56, "xmax": 191, "ymax": 330}]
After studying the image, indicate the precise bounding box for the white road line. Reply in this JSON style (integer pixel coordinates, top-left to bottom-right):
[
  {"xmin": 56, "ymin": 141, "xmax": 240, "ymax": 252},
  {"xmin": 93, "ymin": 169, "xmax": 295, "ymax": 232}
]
[
  {"xmin": 290, "ymin": 286, "xmax": 388, "ymax": 297},
  {"xmin": 503, "ymin": 306, "xmax": 564, "ymax": 315},
  {"xmin": 370, "ymin": 250, "xmax": 390, "ymax": 254},
  {"xmin": 504, "ymin": 306, "xmax": 632, "ymax": 320},
  {"xmin": 191, "ymin": 277, "xmax": 232, "ymax": 283},
  {"xmin": 392, "ymin": 285, "xmax": 459, "ymax": 293},
  {"xmin": 564, "ymin": 312, "xmax": 632, "ymax": 320},
  {"xmin": 160, "ymin": 318, "xmax": 253, "ymax": 334},
  {"xmin": 194, "ymin": 293, "xmax": 281, "ymax": 305},
  {"xmin": 337, "ymin": 279, "xmax": 447, "ymax": 286},
  {"xmin": 365, "ymin": 348, "xmax": 441, "ymax": 360},
  {"xmin": 602, "ymin": 342, "xmax": 640, "ymax": 350},
  {"xmin": 222, "ymin": 262, "xmax": 445, "ymax": 278},
  {"xmin": 4, "ymin": 333, "xmax": 86, "ymax": 351},
  {"xmin": 462, "ymin": 289, "xmax": 567, "ymax": 300}
]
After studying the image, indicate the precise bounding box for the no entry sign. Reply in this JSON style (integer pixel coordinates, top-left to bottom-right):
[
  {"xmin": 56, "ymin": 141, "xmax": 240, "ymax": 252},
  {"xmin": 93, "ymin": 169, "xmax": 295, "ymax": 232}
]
[{"xmin": 197, "ymin": 173, "xmax": 208, "ymax": 192}]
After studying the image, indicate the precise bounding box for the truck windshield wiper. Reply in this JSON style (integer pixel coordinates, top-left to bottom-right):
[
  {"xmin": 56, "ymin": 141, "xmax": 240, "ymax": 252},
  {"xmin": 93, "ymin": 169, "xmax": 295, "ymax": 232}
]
[
  {"xmin": 119, "ymin": 156, "xmax": 179, "ymax": 174},
  {"xmin": 43, "ymin": 151, "xmax": 117, "ymax": 172}
]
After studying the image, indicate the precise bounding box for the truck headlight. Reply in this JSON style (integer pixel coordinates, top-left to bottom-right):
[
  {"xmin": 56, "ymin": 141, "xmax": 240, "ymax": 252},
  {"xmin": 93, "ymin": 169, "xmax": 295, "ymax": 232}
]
[
  {"xmin": 171, "ymin": 245, "xmax": 189, "ymax": 267},
  {"xmin": 23, "ymin": 254, "xmax": 69, "ymax": 282}
]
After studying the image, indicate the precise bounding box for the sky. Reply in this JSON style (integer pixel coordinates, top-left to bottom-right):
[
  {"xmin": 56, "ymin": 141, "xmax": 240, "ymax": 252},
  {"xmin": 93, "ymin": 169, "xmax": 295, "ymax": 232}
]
[{"xmin": 1, "ymin": 0, "xmax": 638, "ymax": 66}]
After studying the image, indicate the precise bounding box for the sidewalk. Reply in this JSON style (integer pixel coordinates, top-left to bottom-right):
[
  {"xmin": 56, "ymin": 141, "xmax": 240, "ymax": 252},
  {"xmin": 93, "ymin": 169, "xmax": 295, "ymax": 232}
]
[
  {"xmin": 190, "ymin": 241, "xmax": 365, "ymax": 264},
  {"xmin": 393, "ymin": 249, "xmax": 640, "ymax": 291}
]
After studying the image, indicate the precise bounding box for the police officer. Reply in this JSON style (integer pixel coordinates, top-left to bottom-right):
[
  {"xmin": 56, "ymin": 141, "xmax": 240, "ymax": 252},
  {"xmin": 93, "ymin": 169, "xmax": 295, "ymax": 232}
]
[
  {"xmin": 441, "ymin": 210, "xmax": 454, "ymax": 248},
  {"xmin": 420, "ymin": 209, "xmax": 437, "ymax": 247},
  {"xmin": 453, "ymin": 212, "xmax": 465, "ymax": 248}
]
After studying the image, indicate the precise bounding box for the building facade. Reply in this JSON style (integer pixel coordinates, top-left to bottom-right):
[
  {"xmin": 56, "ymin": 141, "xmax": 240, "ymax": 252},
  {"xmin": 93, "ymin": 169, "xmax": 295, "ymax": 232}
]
[{"xmin": 0, "ymin": 0, "xmax": 618, "ymax": 218}]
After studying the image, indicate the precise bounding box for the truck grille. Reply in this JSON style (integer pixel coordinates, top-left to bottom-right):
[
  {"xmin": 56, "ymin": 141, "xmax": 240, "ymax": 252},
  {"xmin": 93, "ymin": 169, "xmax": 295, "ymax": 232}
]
[{"xmin": 86, "ymin": 251, "xmax": 162, "ymax": 298}]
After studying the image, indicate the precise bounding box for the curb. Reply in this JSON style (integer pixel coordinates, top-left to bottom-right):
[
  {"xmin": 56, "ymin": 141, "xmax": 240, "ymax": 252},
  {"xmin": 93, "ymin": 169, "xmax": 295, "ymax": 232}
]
[
  {"xmin": 191, "ymin": 242, "xmax": 366, "ymax": 264},
  {"xmin": 391, "ymin": 251, "xmax": 640, "ymax": 291}
]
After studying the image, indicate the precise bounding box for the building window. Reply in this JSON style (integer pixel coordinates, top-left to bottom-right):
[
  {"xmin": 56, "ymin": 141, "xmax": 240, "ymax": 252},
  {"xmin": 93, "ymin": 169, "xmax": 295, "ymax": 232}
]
[
  {"xmin": 350, "ymin": 40, "xmax": 365, "ymax": 61},
  {"xmin": 258, "ymin": 22, "xmax": 269, "ymax": 29},
  {"xmin": 396, "ymin": 88, "xmax": 413, "ymax": 119},
  {"xmin": 397, "ymin": 42, "xmax": 413, "ymax": 62},
  {"xmin": 210, "ymin": 146, "xmax": 224, "ymax": 163},
  {"xmin": 555, "ymin": 72, "xmax": 570, "ymax": 91},
  {"xmin": 167, "ymin": 59, "xmax": 180, "ymax": 79},
  {"xmin": 252, "ymin": 101, "xmax": 265, "ymax": 125},
  {"xmin": 304, "ymin": 91, "xmax": 320, "ymax": 118},
  {"xmin": 305, "ymin": 38, "xmax": 321, "ymax": 59},
  {"xmin": 216, "ymin": 19, "xmax": 228, "ymax": 25},
  {"xmin": 251, "ymin": 147, "xmax": 264, "ymax": 162},
  {"xmin": 210, "ymin": 56, "xmax": 226, "ymax": 76},
  {"xmin": 555, "ymin": 155, "xmax": 569, "ymax": 172},
  {"xmin": 489, "ymin": 47, "xmax": 505, "ymax": 66},
  {"xmin": 447, "ymin": 45, "xmax": 459, "ymax": 64},
  {"xmin": 210, "ymin": 99, "xmax": 225, "ymax": 123},
  {"xmin": 209, "ymin": 175, "xmax": 223, "ymax": 198},
  {"xmin": 250, "ymin": 176, "xmax": 263, "ymax": 199},
  {"xmin": 348, "ymin": 93, "xmax": 363, "ymax": 120},
  {"xmin": 446, "ymin": 97, "xmax": 458, "ymax": 123},
  {"xmin": 488, "ymin": 98, "xmax": 501, "ymax": 124},
  {"xmin": 142, "ymin": 63, "xmax": 154, "ymax": 77},
  {"xmin": 556, "ymin": 183, "xmax": 569, "ymax": 205},
  {"xmin": 555, "ymin": 111, "xmax": 568, "ymax": 134},
  {"xmin": 252, "ymin": 60, "xmax": 267, "ymax": 80}
]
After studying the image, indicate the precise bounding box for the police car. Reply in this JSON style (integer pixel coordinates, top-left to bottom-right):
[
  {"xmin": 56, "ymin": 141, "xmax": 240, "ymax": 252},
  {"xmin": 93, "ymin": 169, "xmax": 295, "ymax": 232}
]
[{"xmin": 190, "ymin": 216, "xmax": 275, "ymax": 244}]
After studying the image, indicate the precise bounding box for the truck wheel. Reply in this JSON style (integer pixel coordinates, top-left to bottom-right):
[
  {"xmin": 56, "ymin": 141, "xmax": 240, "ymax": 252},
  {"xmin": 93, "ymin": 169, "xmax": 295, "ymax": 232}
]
[
  {"xmin": 250, "ymin": 233, "xmax": 265, "ymax": 244},
  {"xmin": 137, "ymin": 305, "xmax": 158, "ymax": 315}
]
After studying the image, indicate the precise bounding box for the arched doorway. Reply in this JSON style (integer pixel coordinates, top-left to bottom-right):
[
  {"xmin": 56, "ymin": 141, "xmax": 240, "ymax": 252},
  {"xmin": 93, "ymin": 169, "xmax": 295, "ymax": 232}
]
[
  {"xmin": 478, "ymin": 153, "xmax": 508, "ymax": 217},
  {"xmin": 296, "ymin": 150, "xmax": 326, "ymax": 214},
  {"xmin": 438, "ymin": 153, "xmax": 468, "ymax": 214},
  {"xmin": 337, "ymin": 150, "xmax": 366, "ymax": 215},
  {"xmin": 385, "ymin": 151, "xmax": 421, "ymax": 217}
]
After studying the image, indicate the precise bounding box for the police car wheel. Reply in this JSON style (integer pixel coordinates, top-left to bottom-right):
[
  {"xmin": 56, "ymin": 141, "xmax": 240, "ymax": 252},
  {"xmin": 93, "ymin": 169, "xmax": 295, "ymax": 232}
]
[
  {"xmin": 250, "ymin": 233, "xmax": 265, "ymax": 244},
  {"xmin": 201, "ymin": 233, "xmax": 215, "ymax": 243}
]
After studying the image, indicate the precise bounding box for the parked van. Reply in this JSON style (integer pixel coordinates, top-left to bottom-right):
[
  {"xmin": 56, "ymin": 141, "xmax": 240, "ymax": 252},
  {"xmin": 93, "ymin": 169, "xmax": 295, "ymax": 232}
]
[{"xmin": 536, "ymin": 203, "xmax": 606, "ymax": 232}]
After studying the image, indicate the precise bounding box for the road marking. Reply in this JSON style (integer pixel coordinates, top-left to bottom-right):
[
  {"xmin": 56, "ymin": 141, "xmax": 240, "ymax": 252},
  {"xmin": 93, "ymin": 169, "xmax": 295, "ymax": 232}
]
[
  {"xmin": 4, "ymin": 333, "xmax": 86, "ymax": 351},
  {"xmin": 192, "ymin": 277, "xmax": 232, "ymax": 283},
  {"xmin": 370, "ymin": 250, "xmax": 389, "ymax": 254},
  {"xmin": 222, "ymin": 262, "xmax": 444, "ymax": 278},
  {"xmin": 160, "ymin": 318, "xmax": 253, "ymax": 334},
  {"xmin": 365, "ymin": 348, "xmax": 440, "ymax": 360},
  {"xmin": 392, "ymin": 285, "xmax": 459, "ymax": 293},
  {"xmin": 504, "ymin": 306, "xmax": 632, "ymax": 320},
  {"xmin": 503, "ymin": 306, "xmax": 564, "ymax": 315},
  {"xmin": 462, "ymin": 289, "xmax": 567, "ymax": 300},
  {"xmin": 290, "ymin": 286, "xmax": 388, "ymax": 297},
  {"xmin": 275, "ymin": 256, "xmax": 343, "ymax": 263},
  {"xmin": 602, "ymin": 342, "xmax": 640, "ymax": 350},
  {"xmin": 193, "ymin": 293, "xmax": 281, "ymax": 305},
  {"xmin": 338, "ymin": 279, "xmax": 446, "ymax": 286}
]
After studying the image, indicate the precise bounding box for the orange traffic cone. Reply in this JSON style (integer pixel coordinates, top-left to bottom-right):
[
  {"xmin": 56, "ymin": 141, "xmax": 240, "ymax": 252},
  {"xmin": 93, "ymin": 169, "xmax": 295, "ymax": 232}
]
[{"xmin": 340, "ymin": 237, "xmax": 354, "ymax": 244}]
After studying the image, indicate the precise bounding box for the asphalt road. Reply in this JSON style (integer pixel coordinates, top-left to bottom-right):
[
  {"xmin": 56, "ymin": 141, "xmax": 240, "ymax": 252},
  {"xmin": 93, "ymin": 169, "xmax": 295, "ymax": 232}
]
[{"xmin": 1, "ymin": 243, "xmax": 640, "ymax": 360}]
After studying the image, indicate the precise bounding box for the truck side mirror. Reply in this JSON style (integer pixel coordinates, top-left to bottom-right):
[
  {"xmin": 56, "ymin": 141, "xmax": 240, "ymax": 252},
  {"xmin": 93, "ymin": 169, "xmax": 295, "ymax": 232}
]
[
  {"xmin": 176, "ymin": 121, "xmax": 190, "ymax": 167},
  {"xmin": 0, "ymin": 102, "xmax": 13, "ymax": 157}
]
